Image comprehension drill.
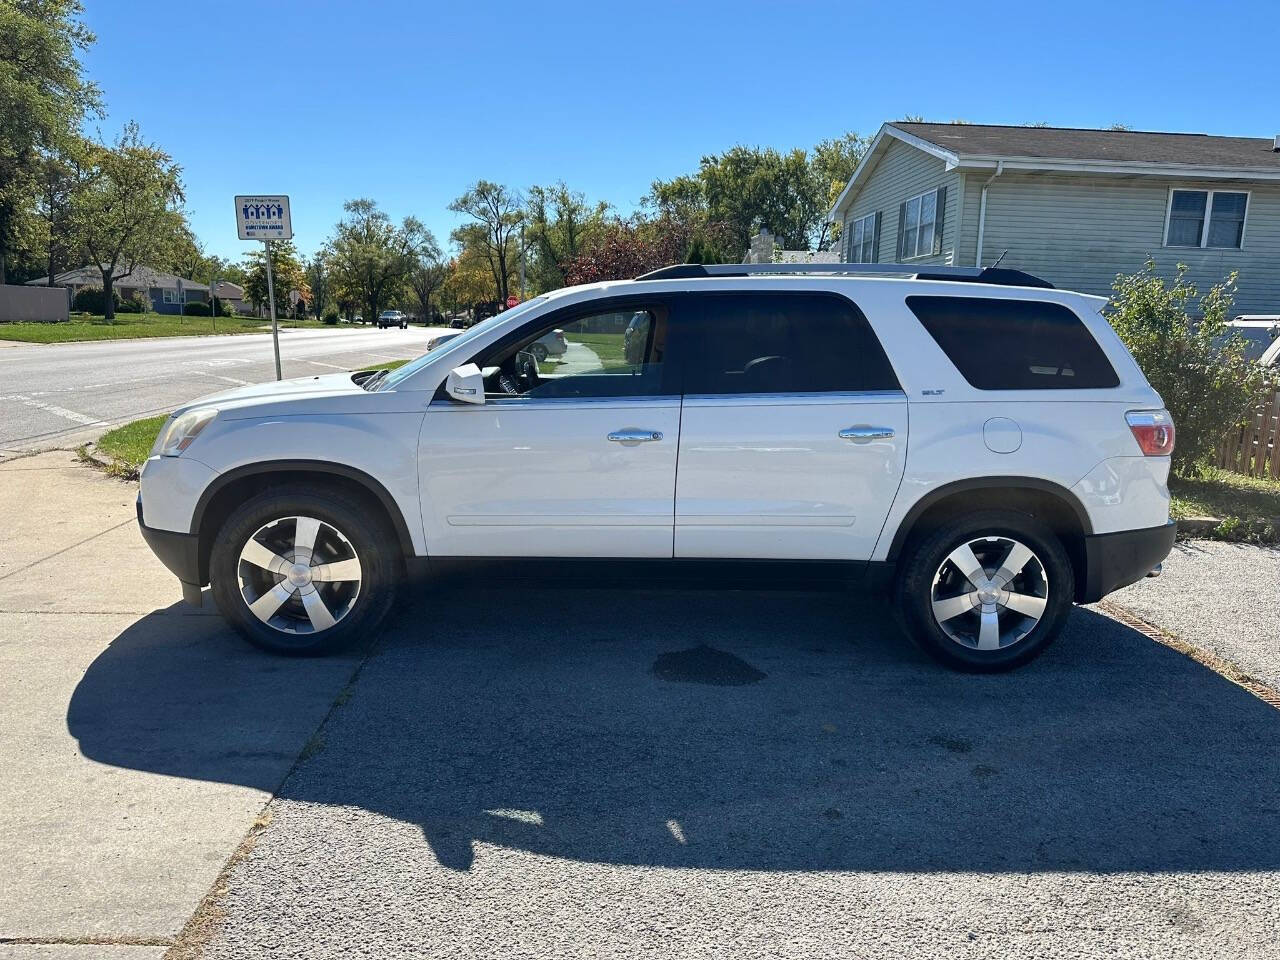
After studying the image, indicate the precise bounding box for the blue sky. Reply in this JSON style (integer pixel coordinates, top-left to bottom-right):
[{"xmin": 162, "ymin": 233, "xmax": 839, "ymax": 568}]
[{"xmin": 82, "ymin": 0, "xmax": 1280, "ymax": 263}]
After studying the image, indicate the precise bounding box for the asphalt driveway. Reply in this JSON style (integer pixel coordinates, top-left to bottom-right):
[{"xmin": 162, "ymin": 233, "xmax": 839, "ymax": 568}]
[{"xmin": 2, "ymin": 455, "xmax": 1277, "ymax": 958}]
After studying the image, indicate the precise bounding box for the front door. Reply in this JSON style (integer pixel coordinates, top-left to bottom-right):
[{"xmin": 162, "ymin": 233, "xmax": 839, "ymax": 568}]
[
  {"xmin": 671, "ymin": 291, "xmax": 908, "ymax": 561},
  {"xmin": 419, "ymin": 300, "xmax": 680, "ymax": 557}
]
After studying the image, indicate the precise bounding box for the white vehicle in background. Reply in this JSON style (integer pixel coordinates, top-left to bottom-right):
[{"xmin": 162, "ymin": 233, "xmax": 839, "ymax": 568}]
[
  {"xmin": 137, "ymin": 262, "xmax": 1175, "ymax": 672},
  {"xmin": 1225, "ymin": 315, "xmax": 1280, "ymax": 366}
]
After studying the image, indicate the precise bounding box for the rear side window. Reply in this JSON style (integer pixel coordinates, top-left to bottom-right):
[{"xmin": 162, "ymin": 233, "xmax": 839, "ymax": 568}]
[
  {"xmin": 906, "ymin": 296, "xmax": 1119, "ymax": 390},
  {"xmin": 677, "ymin": 293, "xmax": 899, "ymax": 395}
]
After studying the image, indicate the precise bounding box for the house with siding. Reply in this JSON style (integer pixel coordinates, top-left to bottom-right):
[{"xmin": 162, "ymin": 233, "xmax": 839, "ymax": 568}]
[
  {"xmin": 26, "ymin": 265, "xmax": 210, "ymax": 315},
  {"xmin": 829, "ymin": 122, "xmax": 1280, "ymax": 314}
]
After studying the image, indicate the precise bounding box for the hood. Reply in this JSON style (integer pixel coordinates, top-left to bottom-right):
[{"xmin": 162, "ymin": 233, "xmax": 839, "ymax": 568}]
[{"xmin": 172, "ymin": 372, "xmax": 365, "ymax": 416}]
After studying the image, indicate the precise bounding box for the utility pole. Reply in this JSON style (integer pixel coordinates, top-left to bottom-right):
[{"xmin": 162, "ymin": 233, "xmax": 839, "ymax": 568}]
[
  {"xmin": 264, "ymin": 240, "xmax": 281, "ymax": 380},
  {"xmin": 519, "ymin": 221, "xmax": 526, "ymax": 301}
]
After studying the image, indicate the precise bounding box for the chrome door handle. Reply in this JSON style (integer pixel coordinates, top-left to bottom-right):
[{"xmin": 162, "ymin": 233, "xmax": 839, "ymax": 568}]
[
  {"xmin": 839, "ymin": 425, "xmax": 895, "ymax": 443},
  {"xmin": 607, "ymin": 429, "xmax": 663, "ymax": 443}
]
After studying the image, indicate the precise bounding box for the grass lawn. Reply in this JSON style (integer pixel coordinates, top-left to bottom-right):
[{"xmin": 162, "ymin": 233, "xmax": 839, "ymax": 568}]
[
  {"xmin": 1, "ymin": 314, "xmax": 345, "ymax": 344},
  {"xmin": 92, "ymin": 414, "xmax": 170, "ymax": 477},
  {"xmin": 1170, "ymin": 469, "xmax": 1280, "ymax": 521}
]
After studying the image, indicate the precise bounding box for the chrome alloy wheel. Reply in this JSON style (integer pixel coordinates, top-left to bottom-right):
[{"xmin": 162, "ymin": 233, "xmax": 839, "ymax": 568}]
[
  {"xmin": 237, "ymin": 516, "xmax": 362, "ymax": 634},
  {"xmin": 929, "ymin": 536, "xmax": 1049, "ymax": 652}
]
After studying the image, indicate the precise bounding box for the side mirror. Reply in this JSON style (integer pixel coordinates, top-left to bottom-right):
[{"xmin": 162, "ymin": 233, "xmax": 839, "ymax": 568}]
[{"xmin": 445, "ymin": 363, "xmax": 485, "ymax": 404}]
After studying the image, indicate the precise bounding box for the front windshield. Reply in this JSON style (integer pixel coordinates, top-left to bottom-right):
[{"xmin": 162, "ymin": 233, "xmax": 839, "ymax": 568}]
[{"xmin": 377, "ymin": 296, "xmax": 551, "ymax": 391}]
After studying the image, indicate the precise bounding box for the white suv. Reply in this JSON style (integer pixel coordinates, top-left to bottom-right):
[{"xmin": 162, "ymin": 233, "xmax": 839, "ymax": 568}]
[{"xmin": 137, "ymin": 263, "xmax": 1175, "ymax": 671}]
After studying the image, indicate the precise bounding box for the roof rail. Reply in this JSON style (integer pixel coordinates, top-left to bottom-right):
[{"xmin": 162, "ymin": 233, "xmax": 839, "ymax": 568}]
[{"xmin": 634, "ymin": 262, "xmax": 1053, "ymax": 289}]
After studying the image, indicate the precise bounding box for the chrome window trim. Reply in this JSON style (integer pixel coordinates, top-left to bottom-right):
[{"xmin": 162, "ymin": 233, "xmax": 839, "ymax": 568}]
[
  {"xmin": 682, "ymin": 390, "xmax": 906, "ymax": 405},
  {"xmin": 429, "ymin": 395, "xmax": 682, "ymax": 410}
]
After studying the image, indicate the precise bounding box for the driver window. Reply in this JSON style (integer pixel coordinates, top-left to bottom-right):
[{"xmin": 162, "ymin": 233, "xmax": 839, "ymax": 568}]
[{"xmin": 482, "ymin": 306, "xmax": 667, "ymax": 400}]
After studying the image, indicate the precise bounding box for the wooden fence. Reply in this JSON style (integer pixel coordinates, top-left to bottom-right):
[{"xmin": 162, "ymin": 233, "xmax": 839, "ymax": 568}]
[{"xmin": 1216, "ymin": 388, "xmax": 1280, "ymax": 479}]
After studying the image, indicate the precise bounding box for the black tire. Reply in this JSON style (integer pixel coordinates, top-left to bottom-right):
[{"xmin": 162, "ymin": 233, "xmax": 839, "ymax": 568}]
[
  {"xmin": 894, "ymin": 509, "xmax": 1074, "ymax": 673},
  {"xmin": 209, "ymin": 484, "xmax": 401, "ymax": 655}
]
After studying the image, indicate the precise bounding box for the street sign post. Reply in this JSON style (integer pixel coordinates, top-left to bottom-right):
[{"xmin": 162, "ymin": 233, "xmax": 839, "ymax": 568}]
[{"xmin": 235, "ymin": 195, "xmax": 293, "ymax": 380}]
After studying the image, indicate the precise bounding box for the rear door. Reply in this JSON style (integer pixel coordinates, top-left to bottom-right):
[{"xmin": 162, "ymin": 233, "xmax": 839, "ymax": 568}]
[{"xmin": 671, "ymin": 291, "xmax": 907, "ymax": 560}]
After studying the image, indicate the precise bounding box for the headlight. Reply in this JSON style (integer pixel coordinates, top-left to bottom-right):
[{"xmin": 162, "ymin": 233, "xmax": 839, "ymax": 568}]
[{"xmin": 154, "ymin": 408, "xmax": 218, "ymax": 457}]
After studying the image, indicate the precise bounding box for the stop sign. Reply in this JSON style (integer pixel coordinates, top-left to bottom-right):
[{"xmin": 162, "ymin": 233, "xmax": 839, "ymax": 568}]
[{"xmin": 506, "ymin": 296, "xmax": 519, "ymax": 309}]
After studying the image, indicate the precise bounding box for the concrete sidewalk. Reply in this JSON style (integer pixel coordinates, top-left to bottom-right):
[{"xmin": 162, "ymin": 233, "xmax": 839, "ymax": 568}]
[{"xmin": 0, "ymin": 453, "xmax": 359, "ymax": 956}]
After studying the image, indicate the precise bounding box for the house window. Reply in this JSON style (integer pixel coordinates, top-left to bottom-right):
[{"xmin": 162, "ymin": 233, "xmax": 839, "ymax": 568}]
[
  {"xmin": 847, "ymin": 212, "xmax": 878, "ymax": 263},
  {"xmin": 898, "ymin": 187, "xmax": 945, "ymax": 260},
  {"xmin": 1165, "ymin": 189, "xmax": 1248, "ymax": 249},
  {"xmin": 162, "ymin": 288, "xmax": 178, "ymax": 304}
]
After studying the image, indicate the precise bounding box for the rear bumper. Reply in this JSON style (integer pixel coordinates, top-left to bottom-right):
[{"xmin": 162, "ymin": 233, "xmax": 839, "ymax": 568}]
[
  {"xmin": 136, "ymin": 495, "xmax": 204, "ymax": 605},
  {"xmin": 1079, "ymin": 520, "xmax": 1176, "ymax": 603}
]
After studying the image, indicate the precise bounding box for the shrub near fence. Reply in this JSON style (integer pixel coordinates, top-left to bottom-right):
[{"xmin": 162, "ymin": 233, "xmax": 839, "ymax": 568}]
[{"xmin": 1217, "ymin": 388, "xmax": 1280, "ymax": 479}]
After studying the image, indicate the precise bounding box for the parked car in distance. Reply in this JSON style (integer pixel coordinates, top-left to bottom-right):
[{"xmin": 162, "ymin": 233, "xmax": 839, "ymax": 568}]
[
  {"xmin": 377, "ymin": 310, "xmax": 408, "ymax": 329},
  {"xmin": 528, "ymin": 328, "xmax": 568, "ymax": 362},
  {"xmin": 137, "ymin": 262, "xmax": 1175, "ymax": 673}
]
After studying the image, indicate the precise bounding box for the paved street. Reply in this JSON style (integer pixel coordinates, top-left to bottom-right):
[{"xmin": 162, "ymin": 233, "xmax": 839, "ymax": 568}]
[
  {"xmin": 0, "ymin": 325, "xmax": 442, "ymax": 458},
  {"xmin": 1, "ymin": 453, "xmax": 1277, "ymax": 958}
]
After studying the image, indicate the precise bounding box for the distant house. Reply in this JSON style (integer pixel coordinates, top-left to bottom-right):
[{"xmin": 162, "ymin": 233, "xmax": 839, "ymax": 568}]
[
  {"xmin": 26, "ymin": 265, "xmax": 210, "ymax": 315},
  {"xmin": 211, "ymin": 280, "xmax": 249, "ymax": 315},
  {"xmin": 828, "ymin": 122, "xmax": 1280, "ymax": 314}
]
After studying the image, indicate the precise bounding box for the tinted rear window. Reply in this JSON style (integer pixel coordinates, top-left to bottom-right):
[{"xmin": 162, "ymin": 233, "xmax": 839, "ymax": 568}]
[
  {"xmin": 677, "ymin": 293, "xmax": 900, "ymax": 395},
  {"xmin": 906, "ymin": 296, "xmax": 1119, "ymax": 390}
]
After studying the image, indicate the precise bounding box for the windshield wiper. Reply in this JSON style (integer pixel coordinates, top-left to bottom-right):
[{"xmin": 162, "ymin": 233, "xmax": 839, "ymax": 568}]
[{"xmin": 362, "ymin": 369, "xmax": 389, "ymax": 392}]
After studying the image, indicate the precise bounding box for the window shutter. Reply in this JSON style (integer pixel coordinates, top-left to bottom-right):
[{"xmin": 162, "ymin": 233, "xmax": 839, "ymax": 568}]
[
  {"xmin": 895, "ymin": 203, "xmax": 907, "ymax": 260},
  {"xmin": 872, "ymin": 211, "xmax": 882, "ymax": 263},
  {"xmin": 932, "ymin": 186, "xmax": 947, "ymax": 256}
]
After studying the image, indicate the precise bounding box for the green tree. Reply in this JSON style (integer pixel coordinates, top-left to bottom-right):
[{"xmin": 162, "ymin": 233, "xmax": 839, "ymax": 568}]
[
  {"xmin": 304, "ymin": 250, "xmax": 334, "ymax": 320},
  {"xmin": 243, "ymin": 240, "xmax": 306, "ymax": 317},
  {"xmin": 0, "ymin": 0, "xmax": 100, "ymax": 283},
  {"xmin": 1107, "ymin": 260, "xmax": 1274, "ymax": 474},
  {"xmin": 646, "ymin": 132, "xmax": 870, "ymax": 258},
  {"xmin": 524, "ymin": 182, "xmax": 608, "ymax": 293},
  {"xmin": 69, "ymin": 123, "xmax": 185, "ymax": 320},
  {"xmin": 327, "ymin": 198, "xmax": 429, "ymax": 324},
  {"xmin": 810, "ymin": 132, "xmax": 871, "ymax": 248},
  {"xmin": 449, "ymin": 181, "xmax": 522, "ymax": 305},
  {"xmin": 406, "ymin": 232, "xmax": 446, "ymax": 322},
  {"xmin": 33, "ymin": 143, "xmax": 83, "ymax": 283}
]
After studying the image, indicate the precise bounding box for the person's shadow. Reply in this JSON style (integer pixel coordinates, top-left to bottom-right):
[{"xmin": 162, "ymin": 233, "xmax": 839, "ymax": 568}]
[{"xmin": 68, "ymin": 586, "xmax": 1280, "ymax": 874}]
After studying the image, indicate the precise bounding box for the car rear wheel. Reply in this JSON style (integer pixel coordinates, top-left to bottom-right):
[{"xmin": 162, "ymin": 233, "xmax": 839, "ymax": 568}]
[
  {"xmin": 210, "ymin": 485, "xmax": 400, "ymax": 655},
  {"xmin": 895, "ymin": 509, "xmax": 1074, "ymax": 672}
]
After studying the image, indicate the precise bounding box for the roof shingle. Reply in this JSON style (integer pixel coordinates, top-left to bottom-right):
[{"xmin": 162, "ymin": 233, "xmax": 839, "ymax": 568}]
[{"xmin": 892, "ymin": 122, "xmax": 1280, "ymax": 170}]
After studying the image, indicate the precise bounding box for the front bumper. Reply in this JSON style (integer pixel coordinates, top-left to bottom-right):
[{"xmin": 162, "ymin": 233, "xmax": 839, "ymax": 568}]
[
  {"xmin": 1079, "ymin": 520, "xmax": 1176, "ymax": 603},
  {"xmin": 136, "ymin": 495, "xmax": 204, "ymax": 605}
]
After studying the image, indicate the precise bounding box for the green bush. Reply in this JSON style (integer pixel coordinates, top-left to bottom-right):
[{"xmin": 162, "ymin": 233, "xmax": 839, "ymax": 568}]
[
  {"xmin": 322, "ymin": 310, "xmax": 340, "ymax": 325},
  {"xmin": 183, "ymin": 301, "xmax": 211, "ymax": 316},
  {"xmin": 72, "ymin": 286, "xmax": 114, "ymax": 313},
  {"xmin": 1107, "ymin": 260, "xmax": 1274, "ymax": 475},
  {"xmin": 116, "ymin": 293, "xmax": 146, "ymax": 314}
]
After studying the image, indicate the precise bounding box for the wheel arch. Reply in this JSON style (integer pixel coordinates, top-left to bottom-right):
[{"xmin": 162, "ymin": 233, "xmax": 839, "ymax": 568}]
[
  {"xmin": 191, "ymin": 460, "xmax": 416, "ymax": 584},
  {"xmin": 884, "ymin": 477, "xmax": 1092, "ymax": 600}
]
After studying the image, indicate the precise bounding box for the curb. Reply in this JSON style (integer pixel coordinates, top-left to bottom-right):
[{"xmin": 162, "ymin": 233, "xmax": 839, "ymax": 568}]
[{"xmin": 1099, "ymin": 599, "xmax": 1280, "ymax": 711}]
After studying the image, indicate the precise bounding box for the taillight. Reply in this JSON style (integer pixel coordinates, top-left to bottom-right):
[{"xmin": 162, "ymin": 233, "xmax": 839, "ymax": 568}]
[{"xmin": 1126, "ymin": 409, "xmax": 1175, "ymax": 457}]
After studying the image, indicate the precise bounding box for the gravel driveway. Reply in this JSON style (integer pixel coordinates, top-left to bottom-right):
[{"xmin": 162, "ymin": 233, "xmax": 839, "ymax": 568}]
[
  {"xmin": 75, "ymin": 586, "xmax": 1277, "ymax": 959},
  {"xmin": 1113, "ymin": 539, "xmax": 1280, "ymax": 690}
]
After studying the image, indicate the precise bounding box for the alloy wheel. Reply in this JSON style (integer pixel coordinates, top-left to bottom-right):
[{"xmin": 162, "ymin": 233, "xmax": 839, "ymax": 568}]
[
  {"xmin": 929, "ymin": 535, "xmax": 1049, "ymax": 651},
  {"xmin": 237, "ymin": 515, "xmax": 362, "ymax": 634}
]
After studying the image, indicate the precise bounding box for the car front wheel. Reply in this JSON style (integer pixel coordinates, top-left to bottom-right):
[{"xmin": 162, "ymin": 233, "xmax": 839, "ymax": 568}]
[
  {"xmin": 209, "ymin": 485, "xmax": 400, "ymax": 655},
  {"xmin": 895, "ymin": 509, "xmax": 1074, "ymax": 672}
]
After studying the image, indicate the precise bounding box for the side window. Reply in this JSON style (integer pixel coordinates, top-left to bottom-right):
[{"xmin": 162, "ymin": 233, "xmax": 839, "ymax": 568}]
[
  {"xmin": 480, "ymin": 306, "xmax": 668, "ymax": 400},
  {"xmin": 906, "ymin": 296, "xmax": 1120, "ymax": 390},
  {"xmin": 678, "ymin": 293, "xmax": 900, "ymax": 395}
]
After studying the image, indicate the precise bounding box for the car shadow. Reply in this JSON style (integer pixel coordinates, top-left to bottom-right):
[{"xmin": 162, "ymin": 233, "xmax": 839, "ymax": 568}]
[{"xmin": 69, "ymin": 587, "xmax": 1280, "ymax": 874}]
